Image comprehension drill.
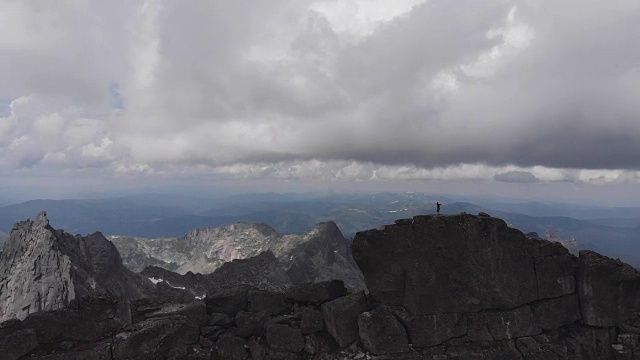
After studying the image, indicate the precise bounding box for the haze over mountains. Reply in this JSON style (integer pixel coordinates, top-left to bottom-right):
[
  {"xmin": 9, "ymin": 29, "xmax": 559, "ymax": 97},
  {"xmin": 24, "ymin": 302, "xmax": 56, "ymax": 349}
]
[{"xmin": 1, "ymin": 192, "xmax": 640, "ymax": 267}]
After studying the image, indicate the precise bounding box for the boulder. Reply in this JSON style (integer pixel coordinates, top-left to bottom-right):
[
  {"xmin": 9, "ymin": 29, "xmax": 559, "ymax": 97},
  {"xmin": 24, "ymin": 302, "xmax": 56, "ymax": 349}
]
[
  {"xmin": 25, "ymin": 342, "xmax": 112, "ymax": 360},
  {"xmin": 266, "ymin": 324, "xmax": 305, "ymax": 353},
  {"xmin": 617, "ymin": 333, "xmax": 640, "ymax": 351},
  {"xmin": 577, "ymin": 250, "xmax": 640, "ymax": 327},
  {"xmin": 352, "ymin": 214, "xmax": 543, "ymax": 315},
  {"xmin": 321, "ymin": 291, "xmax": 368, "ymax": 348},
  {"xmin": 0, "ymin": 328, "xmax": 38, "ymax": 360},
  {"xmin": 443, "ymin": 340, "xmax": 523, "ymax": 359},
  {"xmin": 200, "ymin": 325, "xmax": 219, "ymax": 337},
  {"xmin": 235, "ymin": 310, "xmax": 270, "ymax": 337},
  {"xmin": 300, "ymin": 308, "xmax": 324, "ymax": 335},
  {"xmin": 357, "ymin": 306, "xmax": 409, "ymax": 354},
  {"xmin": 205, "ymin": 288, "xmax": 249, "ymax": 316},
  {"xmin": 216, "ymin": 335, "xmax": 249, "ymax": 360},
  {"xmin": 248, "ymin": 337, "xmax": 267, "ymax": 360},
  {"xmin": 144, "ymin": 301, "xmax": 208, "ymax": 326},
  {"xmin": 17, "ymin": 300, "xmax": 123, "ymax": 343},
  {"xmin": 285, "ymin": 280, "xmax": 347, "ymax": 305},
  {"xmin": 209, "ymin": 312, "xmax": 234, "ymax": 327},
  {"xmin": 247, "ymin": 289, "xmax": 286, "ymax": 315},
  {"xmin": 112, "ymin": 315, "xmax": 199, "ymax": 360}
]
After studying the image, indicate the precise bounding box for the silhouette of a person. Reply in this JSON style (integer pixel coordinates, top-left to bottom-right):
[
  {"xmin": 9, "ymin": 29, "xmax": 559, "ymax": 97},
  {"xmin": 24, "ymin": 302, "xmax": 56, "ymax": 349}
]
[{"xmin": 436, "ymin": 202, "xmax": 441, "ymax": 215}]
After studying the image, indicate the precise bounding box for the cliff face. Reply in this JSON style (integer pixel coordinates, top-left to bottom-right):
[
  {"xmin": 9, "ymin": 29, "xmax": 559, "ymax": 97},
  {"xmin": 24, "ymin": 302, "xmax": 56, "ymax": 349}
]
[
  {"xmin": 112, "ymin": 221, "xmax": 365, "ymax": 291},
  {"xmin": 352, "ymin": 213, "xmax": 640, "ymax": 358},
  {"xmin": 0, "ymin": 212, "xmax": 149, "ymax": 322}
]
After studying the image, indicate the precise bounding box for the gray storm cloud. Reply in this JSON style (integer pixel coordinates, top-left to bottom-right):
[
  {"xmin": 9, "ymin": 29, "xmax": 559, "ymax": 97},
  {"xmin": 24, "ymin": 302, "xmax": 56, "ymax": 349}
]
[
  {"xmin": 494, "ymin": 171, "xmax": 539, "ymax": 184},
  {"xmin": 2, "ymin": 0, "xmax": 640, "ymax": 180}
]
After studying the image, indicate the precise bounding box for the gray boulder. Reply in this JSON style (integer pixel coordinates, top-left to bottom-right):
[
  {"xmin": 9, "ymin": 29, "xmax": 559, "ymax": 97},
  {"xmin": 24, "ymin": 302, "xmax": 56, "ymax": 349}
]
[{"xmin": 321, "ymin": 291, "xmax": 368, "ymax": 348}]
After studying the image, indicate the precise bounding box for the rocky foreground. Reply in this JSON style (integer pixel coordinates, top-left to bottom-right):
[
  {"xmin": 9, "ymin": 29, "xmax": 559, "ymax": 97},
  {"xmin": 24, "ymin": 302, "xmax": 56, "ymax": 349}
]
[{"xmin": 2, "ymin": 213, "xmax": 640, "ymax": 359}]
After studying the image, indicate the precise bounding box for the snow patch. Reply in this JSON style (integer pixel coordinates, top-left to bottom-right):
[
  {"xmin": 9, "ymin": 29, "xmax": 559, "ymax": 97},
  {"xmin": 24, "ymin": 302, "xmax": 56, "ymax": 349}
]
[
  {"xmin": 165, "ymin": 281, "xmax": 186, "ymax": 290},
  {"xmin": 149, "ymin": 277, "xmax": 163, "ymax": 284}
]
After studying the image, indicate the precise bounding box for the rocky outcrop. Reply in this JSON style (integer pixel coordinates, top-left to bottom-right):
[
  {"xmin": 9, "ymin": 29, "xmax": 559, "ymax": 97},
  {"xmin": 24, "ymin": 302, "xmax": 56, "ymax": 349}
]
[
  {"xmin": 4, "ymin": 212, "xmax": 640, "ymax": 359},
  {"xmin": 352, "ymin": 213, "xmax": 640, "ymax": 359},
  {"xmin": 111, "ymin": 221, "xmax": 366, "ymax": 290},
  {"xmin": 0, "ymin": 281, "xmax": 365, "ymax": 360},
  {"xmin": 0, "ymin": 230, "xmax": 7, "ymax": 252},
  {"xmin": 0, "ymin": 212, "xmax": 150, "ymax": 322}
]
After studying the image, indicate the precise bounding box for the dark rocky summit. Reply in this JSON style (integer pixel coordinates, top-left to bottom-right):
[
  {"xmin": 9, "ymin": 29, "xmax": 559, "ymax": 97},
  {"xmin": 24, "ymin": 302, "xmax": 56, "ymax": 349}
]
[
  {"xmin": 2, "ymin": 212, "xmax": 640, "ymax": 359},
  {"xmin": 352, "ymin": 213, "xmax": 640, "ymax": 359}
]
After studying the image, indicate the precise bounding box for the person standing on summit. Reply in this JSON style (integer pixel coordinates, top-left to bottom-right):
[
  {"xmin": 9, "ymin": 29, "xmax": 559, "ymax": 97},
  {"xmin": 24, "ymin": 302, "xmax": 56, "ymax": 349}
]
[{"xmin": 436, "ymin": 202, "xmax": 441, "ymax": 215}]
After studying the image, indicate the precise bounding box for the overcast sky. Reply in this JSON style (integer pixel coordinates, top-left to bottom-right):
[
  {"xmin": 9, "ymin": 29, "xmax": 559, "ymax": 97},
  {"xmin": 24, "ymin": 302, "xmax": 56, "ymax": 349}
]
[{"xmin": 1, "ymin": 0, "xmax": 640, "ymax": 204}]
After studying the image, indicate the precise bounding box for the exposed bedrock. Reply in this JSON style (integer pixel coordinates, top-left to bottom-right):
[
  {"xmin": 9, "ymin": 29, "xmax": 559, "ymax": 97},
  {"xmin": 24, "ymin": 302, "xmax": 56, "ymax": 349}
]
[{"xmin": 352, "ymin": 213, "xmax": 640, "ymax": 358}]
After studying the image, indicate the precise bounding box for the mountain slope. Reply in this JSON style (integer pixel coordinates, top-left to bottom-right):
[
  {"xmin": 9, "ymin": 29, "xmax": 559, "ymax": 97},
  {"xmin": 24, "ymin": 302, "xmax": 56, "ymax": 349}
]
[
  {"xmin": 111, "ymin": 221, "xmax": 365, "ymax": 290},
  {"xmin": 0, "ymin": 212, "xmax": 151, "ymax": 321}
]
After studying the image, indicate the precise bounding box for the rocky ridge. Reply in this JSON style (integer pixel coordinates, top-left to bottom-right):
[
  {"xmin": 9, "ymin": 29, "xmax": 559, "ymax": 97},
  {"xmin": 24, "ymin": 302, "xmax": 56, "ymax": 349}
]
[
  {"xmin": 2, "ymin": 212, "xmax": 640, "ymax": 359},
  {"xmin": 351, "ymin": 213, "xmax": 640, "ymax": 359},
  {"xmin": 0, "ymin": 212, "xmax": 150, "ymax": 322},
  {"xmin": 111, "ymin": 221, "xmax": 365, "ymax": 291}
]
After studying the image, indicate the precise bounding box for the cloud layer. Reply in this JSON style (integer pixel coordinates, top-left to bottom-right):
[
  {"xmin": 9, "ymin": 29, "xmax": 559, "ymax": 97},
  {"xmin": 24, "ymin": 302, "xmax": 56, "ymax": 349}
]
[{"xmin": 2, "ymin": 0, "xmax": 640, "ymax": 190}]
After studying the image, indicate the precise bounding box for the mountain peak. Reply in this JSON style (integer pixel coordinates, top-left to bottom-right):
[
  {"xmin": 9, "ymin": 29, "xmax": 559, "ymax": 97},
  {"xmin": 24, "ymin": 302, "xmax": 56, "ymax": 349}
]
[
  {"xmin": 0, "ymin": 213, "xmax": 149, "ymax": 322},
  {"xmin": 34, "ymin": 211, "xmax": 49, "ymax": 228},
  {"xmin": 309, "ymin": 221, "xmax": 343, "ymax": 238}
]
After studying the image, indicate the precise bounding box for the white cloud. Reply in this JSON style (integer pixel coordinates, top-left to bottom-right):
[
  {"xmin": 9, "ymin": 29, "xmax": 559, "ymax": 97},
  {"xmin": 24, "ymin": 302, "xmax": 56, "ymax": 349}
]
[{"xmin": 2, "ymin": 0, "xmax": 640, "ymax": 197}]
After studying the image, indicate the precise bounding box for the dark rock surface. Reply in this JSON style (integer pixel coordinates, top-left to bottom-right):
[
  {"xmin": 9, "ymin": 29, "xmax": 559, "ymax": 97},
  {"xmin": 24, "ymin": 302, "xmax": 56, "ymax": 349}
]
[
  {"xmin": 4, "ymin": 212, "xmax": 640, "ymax": 359},
  {"xmin": 351, "ymin": 213, "xmax": 640, "ymax": 359},
  {"xmin": 358, "ymin": 306, "xmax": 409, "ymax": 354},
  {"xmin": 397, "ymin": 311, "xmax": 467, "ymax": 348},
  {"xmin": 577, "ymin": 250, "xmax": 640, "ymax": 327},
  {"xmin": 1, "ymin": 328, "xmax": 38, "ymax": 360},
  {"xmin": 354, "ymin": 214, "xmax": 549, "ymax": 314},
  {"xmin": 300, "ymin": 307, "xmax": 324, "ymax": 334},
  {"xmin": 206, "ymin": 251, "xmax": 292, "ymax": 293},
  {"xmin": 321, "ymin": 291, "xmax": 368, "ymax": 348},
  {"xmin": 266, "ymin": 324, "xmax": 305, "ymax": 353},
  {"xmin": 247, "ymin": 289, "xmax": 286, "ymax": 315},
  {"xmin": 285, "ymin": 279, "xmax": 347, "ymax": 304}
]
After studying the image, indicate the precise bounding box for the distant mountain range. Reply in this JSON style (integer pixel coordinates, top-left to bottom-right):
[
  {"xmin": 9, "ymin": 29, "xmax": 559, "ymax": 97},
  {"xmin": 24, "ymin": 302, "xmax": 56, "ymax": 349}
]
[{"xmin": 0, "ymin": 192, "xmax": 639, "ymax": 267}]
